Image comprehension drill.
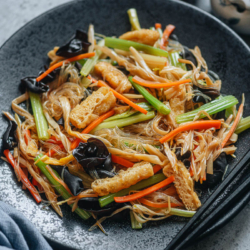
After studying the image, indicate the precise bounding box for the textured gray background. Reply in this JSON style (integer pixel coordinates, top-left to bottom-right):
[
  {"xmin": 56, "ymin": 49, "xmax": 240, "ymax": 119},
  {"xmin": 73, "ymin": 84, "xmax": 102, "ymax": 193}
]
[{"xmin": 0, "ymin": 0, "xmax": 250, "ymax": 250}]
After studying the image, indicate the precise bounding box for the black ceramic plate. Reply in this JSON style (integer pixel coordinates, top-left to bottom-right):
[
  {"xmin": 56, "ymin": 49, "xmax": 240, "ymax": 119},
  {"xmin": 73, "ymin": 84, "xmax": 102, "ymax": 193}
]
[{"xmin": 0, "ymin": 0, "xmax": 249, "ymax": 249}]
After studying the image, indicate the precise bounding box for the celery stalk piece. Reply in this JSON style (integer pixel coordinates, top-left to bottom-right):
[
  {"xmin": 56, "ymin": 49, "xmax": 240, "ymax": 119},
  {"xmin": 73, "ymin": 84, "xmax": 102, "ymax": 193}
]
[
  {"xmin": 91, "ymin": 111, "xmax": 155, "ymax": 133},
  {"xmin": 105, "ymin": 37, "xmax": 169, "ymax": 57},
  {"xmin": 77, "ymin": 58, "xmax": 87, "ymax": 66},
  {"xmin": 127, "ymin": 8, "xmax": 141, "ymax": 31},
  {"xmin": 35, "ymin": 154, "xmax": 91, "ymax": 220},
  {"xmin": 104, "ymin": 102, "xmax": 153, "ymax": 122},
  {"xmin": 80, "ymin": 77, "xmax": 92, "ymax": 89},
  {"xmin": 130, "ymin": 211, "xmax": 142, "ymax": 229},
  {"xmin": 176, "ymin": 95, "xmax": 239, "ymax": 124},
  {"xmin": 235, "ymin": 116, "xmax": 250, "ymax": 134},
  {"xmin": 169, "ymin": 51, "xmax": 186, "ymax": 70},
  {"xmin": 99, "ymin": 173, "xmax": 166, "ymax": 207},
  {"xmin": 29, "ymin": 91, "xmax": 49, "ymax": 140},
  {"xmin": 80, "ymin": 39, "xmax": 105, "ymax": 76},
  {"xmin": 129, "ymin": 77, "xmax": 171, "ymax": 115}
]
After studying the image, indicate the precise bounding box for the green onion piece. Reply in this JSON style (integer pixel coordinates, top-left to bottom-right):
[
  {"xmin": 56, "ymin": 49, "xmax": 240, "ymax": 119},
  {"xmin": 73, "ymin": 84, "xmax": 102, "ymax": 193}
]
[
  {"xmin": 176, "ymin": 95, "xmax": 239, "ymax": 124},
  {"xmin": 80, "ymin": 39, "xmax": 104, "ymax": 76},
  {"xmin": 91, "ymin": 111, "xmax": 155, "ymax": 133},
  {"xmin": 235, "ymin": 116, "xmax": 250, "ymax": 134},
  {"xmin": 127, "ymin": 8, "xmax": 141, "ymax": 31},
  {"xmin": 169, "ymin": 208, "xmax": 195, "ymax": 217},
  {"xmin": 130, "ymin": 210, "xmax": 142, "ymax": 229},
  {"xmin": 105, "ymin": 37, "xmax": 169, "ymax": 57},
  {"xmin": 35, "ymin": 154, "xmax": 91, "ymax": 220},
  {"xmin": 169, "ymin": 51, "xmax": 186, "ymax": 71},
  {"xmin": 104, "ymin": 102, "xmax": 153, "ymax": 122},
  {"xmin": 129, "ymin": 76, "xmax": 171, "ymax": 115},
  {"xmin": 149, "ymin": 27, "xmax": 156, "ymax": 31},
  {"xmin": 29, "ymin": 92, "xmax": 49, "ymax": 140},
  {"xmin": 99, "ymin": 173, "xmax": 166, "ymax": 207}
]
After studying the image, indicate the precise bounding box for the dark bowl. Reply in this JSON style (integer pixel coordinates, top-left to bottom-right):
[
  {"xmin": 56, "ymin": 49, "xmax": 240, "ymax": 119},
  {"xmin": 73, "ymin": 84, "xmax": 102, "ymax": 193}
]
[{"xmin": 0, "ymin": 0, "xmax": 249, "ymax": 249}]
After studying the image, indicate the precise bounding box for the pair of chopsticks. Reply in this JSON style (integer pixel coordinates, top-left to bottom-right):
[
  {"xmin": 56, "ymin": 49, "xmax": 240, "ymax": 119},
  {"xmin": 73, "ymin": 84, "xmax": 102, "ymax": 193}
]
[{"xmin": 166, "ymin": 149, "xmax": 250, "ymax": 250}]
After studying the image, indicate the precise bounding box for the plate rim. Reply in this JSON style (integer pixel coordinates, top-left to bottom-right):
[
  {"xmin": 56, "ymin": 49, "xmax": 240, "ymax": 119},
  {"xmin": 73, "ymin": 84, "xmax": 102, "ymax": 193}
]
[{"xmin": 0, "ymin": 0, "xmax": 249, "ymax": 249}]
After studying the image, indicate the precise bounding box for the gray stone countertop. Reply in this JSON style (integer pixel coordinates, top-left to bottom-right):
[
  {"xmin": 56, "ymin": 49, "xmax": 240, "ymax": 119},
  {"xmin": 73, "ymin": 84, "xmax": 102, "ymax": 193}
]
[{"xmin": 0, "ymin": 0, "xmax": 250, "ymax": 249}]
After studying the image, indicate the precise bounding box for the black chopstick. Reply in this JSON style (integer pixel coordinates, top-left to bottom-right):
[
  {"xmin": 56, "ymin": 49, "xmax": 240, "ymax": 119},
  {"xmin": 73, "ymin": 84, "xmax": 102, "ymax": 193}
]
[
  {"xmin": 195, "ymin": 178, "xmax": 250, "ymax": 243},
  {"xmin": 166, "ymin": 149, "xmax": 250, "ymax": 250},
  {"xmin": 175, "ymin": 161, "xmax": 250, "ymax": 249}
]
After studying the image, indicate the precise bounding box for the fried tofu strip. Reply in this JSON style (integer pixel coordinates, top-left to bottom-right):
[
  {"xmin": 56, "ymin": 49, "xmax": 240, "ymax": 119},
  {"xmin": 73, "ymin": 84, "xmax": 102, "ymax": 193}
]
[
  {"xmin": 163, "ymin": 161, "xmax": 201, "ymax": 211},
  {"xmin": 92, "ymin": 161, "xmax": 154, "ymax": 196},
  {"xmin": 94, "ymin": 62, "xmax": 132, "ymax": 93},
  {"xmin": 119, "ymin": 29, "xmax": 159, "ymax": 46},
  {"xmin": 69, "ymin": 87, "xmax": 116, "ymax": 129}
]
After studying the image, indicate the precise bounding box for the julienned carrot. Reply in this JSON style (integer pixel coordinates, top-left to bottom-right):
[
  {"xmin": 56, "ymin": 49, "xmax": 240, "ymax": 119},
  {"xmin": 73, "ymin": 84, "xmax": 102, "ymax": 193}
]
[
  {"xmin": 159, "ymin": 120, "xmax": 222, "ymax": 143},
  {"xmin": 153, "ymin": 165, "xmax": 162, "ymax": 174},
  {"xmin": 160, "ymin": 24, "xmax": 175, "ymax": 49},
  {"xmin": 114, "ymin": 176, "xmax": 175, "ymax": 203},
  {"xmin": 132, "ymin": 75, "xmax": 191, "ymax": 88},
  {"xmin": 36, "ymin": 52, "xmax": 95, "ymax": 82},
  {"xmin": 3, "ymin": 149, "xmax": 41, "ymax": 203},
  {"xmin": 221, "ymin": 104, "xmax": 243, "ymax": 148},
  {"xmin": 47, "ymin": 136, "xmax": 62, "ymax": 145},
  {"xmin": 111, "ymin": 155, "xmax": 134, "ymax": 168},
  {"xmin": 71, "ymin": 110, "xmax": 115, "ymax": 150},
  {"xmin": 45, "ymin": 165, "xmax": 73, "ymax": 196},
  {"xmin": 24, "ymin": 129, "xmax": 31, "ymax": 145},
  {"xmin": 155, "ymin": 23, "xmax": 162, "ymax": 29},
  {"xmin": 139, "ymin": 198, "xmax": 181, "ymax": 208},
  {"xmin": 46, "ymin": 143, "xmax": 65, "ymax": 157},
  {"xmin": 97, "ymin": 80, "xmax": 148, "ymax": 115}
]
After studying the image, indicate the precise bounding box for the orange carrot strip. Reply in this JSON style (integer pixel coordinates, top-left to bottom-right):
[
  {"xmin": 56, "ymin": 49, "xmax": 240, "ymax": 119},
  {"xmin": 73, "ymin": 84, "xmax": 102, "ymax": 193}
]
[
  {"xmin": 153, "ymin": 165, "xmax": 162, "ymax": 174},
  {"xmin": 221, "ymin": 104, "xmax": 243, "ymax": 148},
  {"xmin": 71, "ymin": 110, "xmax": 115, "ymax": 150},
  {"xmin": 46, "ymin": 143, "xmax": 65, "ymax": 157},
  {"xmin": 114, "ymin": 176, "xmax": 175, "ymax": 203},
  {"xmin": 160, "ymin": 24, "xmax": 175, "ymax": 49},
  {"xmin": 87, "ymin": 75, "xmax": 97, "ymax": 83},
  {"xmin": 190, "ymin": 166, "xmax": 194, "ymax": 177},
  {"xmin": 139, "ymin": 198, "xmax": 182, "ymax": 208},
  {"xmin": 111, "ymin": 155, "xmax": 134, "ymax": 168},
  {"xmin": 159, "ymin": 120, "xmax": 221, "ymax": 144},
  {"xmin": 4, "ymin": 150, "xmax": 41, "ymax": 203},
  {"xmin": 132, "ymin": 75, "xmax": 191, "ymax": 88},
  {"xmin": 155, "ymin": 23, "xmax": 162, "ymax": 29},
  {"xmin": 47, "ymin": 136, "xmax": 62, "ymax": 145},
  {"xmin": 203, "ymin": 172, "xmax": 206, "ymax": 181},
  {"xmin": 24, "ymin": 129, "xmax": 31, "ymax": 145},
  {"xmin": 45, "ymin": 165, "xmax": 73, "ymax": 196},
  {"xmin": 97, "ymin": 80, "xmax": 148, "ymax": 115},
  {"xmin": 36, "ymin": 52, "xmax": 95, "ymax": 82},
  {"xmin": 162, "ymin": 186, "xmax": 177, "ymax": 196}
]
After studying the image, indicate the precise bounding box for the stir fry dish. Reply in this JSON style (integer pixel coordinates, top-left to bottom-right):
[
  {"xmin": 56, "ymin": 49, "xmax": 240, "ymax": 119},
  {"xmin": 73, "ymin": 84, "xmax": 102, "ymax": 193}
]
[{"xmin": 2, "ymin": 9, "xmax": 250, "ymax": 233}]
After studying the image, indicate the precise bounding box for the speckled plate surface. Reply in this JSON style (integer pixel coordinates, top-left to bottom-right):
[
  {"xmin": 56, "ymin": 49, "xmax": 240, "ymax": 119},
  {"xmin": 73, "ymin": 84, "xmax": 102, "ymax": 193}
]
[{"xmin": 0, "ymin": 0, "xmax": 249, "ymax": 249}]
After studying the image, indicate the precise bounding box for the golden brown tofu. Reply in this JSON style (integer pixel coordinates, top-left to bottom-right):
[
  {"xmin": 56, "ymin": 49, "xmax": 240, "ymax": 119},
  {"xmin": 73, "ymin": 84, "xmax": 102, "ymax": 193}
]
[
  {"xmin": 92, "ymin": 161, "xmax": 154, "ymax": 196},
  {"xmin": 94, "ymin": 62, "xmax": 132, "ymax": 93},
  {"xmin": 69, "ymin": 87, "xmax": 116, "ymax": 129},
  {"xmin": 163, "ymin": 161, "xmax": 201, "ymax": 211},
  {"xmin": 119, "ymin": 29, "xmax": 159, "ymax": 46}
]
